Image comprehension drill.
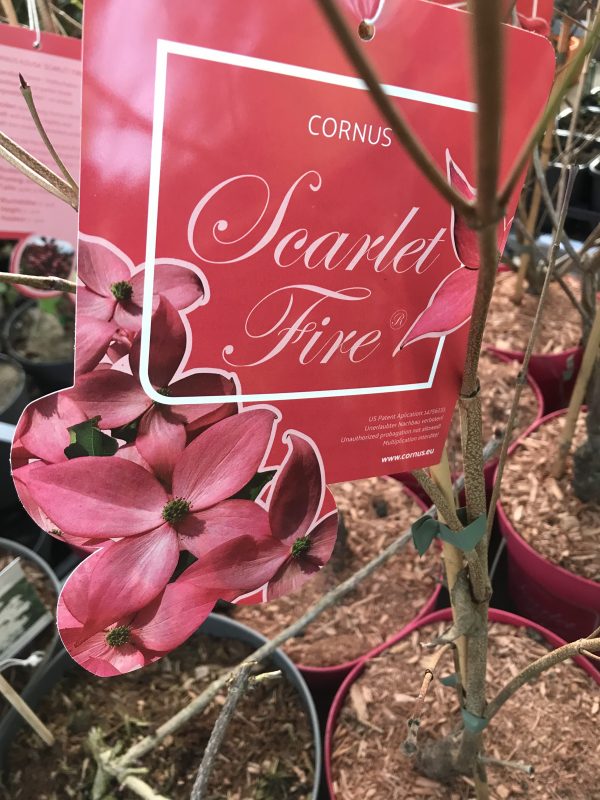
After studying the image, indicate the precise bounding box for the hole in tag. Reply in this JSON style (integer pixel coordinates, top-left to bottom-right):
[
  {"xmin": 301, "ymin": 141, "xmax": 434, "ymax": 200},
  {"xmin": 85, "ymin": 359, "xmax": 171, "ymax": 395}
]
[{"xmin": 358, "ymin": 21, "xmax": 375, "ymax": 41}]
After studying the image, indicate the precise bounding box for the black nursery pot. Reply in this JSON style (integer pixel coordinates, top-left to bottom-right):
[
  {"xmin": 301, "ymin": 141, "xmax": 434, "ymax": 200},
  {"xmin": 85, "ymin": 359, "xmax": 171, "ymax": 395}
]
[
  {"xmin": 0, "ymin": 614, "xmax": 323, "ymax": 799},
  {"xmin": 0, "ymin": 354, "xmax": 29, "ymax": 510},
  {"xmin": 545, "ymin": 130, "xmax": 600, "ymax": 209},
  {"xmin": 3, "ymin": 301, "xmax": 74, "ymax": 395}
]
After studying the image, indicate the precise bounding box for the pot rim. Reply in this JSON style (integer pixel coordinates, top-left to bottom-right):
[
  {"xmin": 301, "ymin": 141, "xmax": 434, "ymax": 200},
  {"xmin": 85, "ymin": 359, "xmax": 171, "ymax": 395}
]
[
  {"xmin": 325, "ymin": 606, "xmax": 600, "ymax": 800},
  {"xmin": 0, "ymin": 354, "xmax": 27, "ymax": 418},
  {"xmin": 3, "ymin": 300, "xmax": 74, "ymax": 369}
]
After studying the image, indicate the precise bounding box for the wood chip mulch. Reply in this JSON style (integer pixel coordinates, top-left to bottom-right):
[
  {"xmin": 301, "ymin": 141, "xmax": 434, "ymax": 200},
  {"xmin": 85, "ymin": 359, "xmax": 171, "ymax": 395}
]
[
  {"xmin": 235, "ymin": 478, "xmax": 439, "ymax": 667},
  {"xmin": 484, "ymin": 272, "xmax": 582, "ymax": 355},
  {"xmin": 446, "ymin": 351, "xmax": 540, "ymax": 477},
  {"xmin": 500, "ymin": 414, "xmax": 600, "ymax": 583},
  {"xmin": 4, "ymin": 635, "xmax": 315, "ymax": 800},
  {"xmin": 331, "ymin": 621, "xmax": 600, "ymax": 800}
]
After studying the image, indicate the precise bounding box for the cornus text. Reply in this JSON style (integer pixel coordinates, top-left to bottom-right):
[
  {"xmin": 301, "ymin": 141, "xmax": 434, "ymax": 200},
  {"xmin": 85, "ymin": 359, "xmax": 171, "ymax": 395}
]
[{"xmin": 307, "ymin": 115, "xmax": 393, "ymax": 147}]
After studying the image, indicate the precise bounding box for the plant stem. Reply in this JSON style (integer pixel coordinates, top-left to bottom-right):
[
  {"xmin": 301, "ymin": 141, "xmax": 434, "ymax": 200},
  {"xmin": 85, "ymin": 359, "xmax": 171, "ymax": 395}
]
[
  {"xmin": 0, "ymin": 129, "xmax": 78, "ymax": 209},
  {"xmin": 553, "ymin": 304, "xmax": 600, "ymax": 477},
  {"xmin": 19, "ymin": 74, "xmax": 79, "ymax": 193},
  {"xmin": 0, "ymin": 0, "xmax": 18, "ymax": 25},
  {"xmin": 0, "ymin": 271, "xmax": 76, "ymax": 294},
  {"xmin": 485, "ymin": 168, "xmax": 576, "ymax": 542},
  {"xmin": 314, "ymin": 0, "xmax": 476, "ymax": 224},
  {"xmin": 190, "ymin": 662, "xmax": 255, "ymax": 800},
  {"xmin": 485, "ymin": 637, "xmax": 600, "ymax": 722}
]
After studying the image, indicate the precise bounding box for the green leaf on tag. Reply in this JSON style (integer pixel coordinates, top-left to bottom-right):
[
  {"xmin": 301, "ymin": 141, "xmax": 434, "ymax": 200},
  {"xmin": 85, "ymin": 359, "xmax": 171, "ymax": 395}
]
[
  {"xmin": 440, "ymin": 673, "xmax": 459, "ymax": 688},
  {"xmin": 234, "ymin": 470, "xmax": 276, "ymax": 502},
  {"xmin": 461, "ymin": 708, "xmax": 489, "ymax": 733},
  {"xmin": 111, "ymin": 419, "xmax": 140, "ymax": 444},
  {"xmin": 65, "ymin": 417, "xmax": 119, "ymax": 459},
  {"xmin": 411, "ymin": 515, "xmax": 440, "ymax": 557}
]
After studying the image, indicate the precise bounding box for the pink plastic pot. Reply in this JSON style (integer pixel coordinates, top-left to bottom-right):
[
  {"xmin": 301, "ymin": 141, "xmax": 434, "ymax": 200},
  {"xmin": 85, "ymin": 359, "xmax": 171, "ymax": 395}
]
[
  {"xmin": 298, "ymin": 485, "xmax": 441, "ymax": 694},
  {"xmin": 488, "ymin": 344, "xmax": 583, "ymax": 415},
  {"xmin": 496, "ymin": 410, "xmax": 600, "ymax": 642},
  {"xmin": 325, "ymin": 607, "xmax": 600, "ymax": 800}
]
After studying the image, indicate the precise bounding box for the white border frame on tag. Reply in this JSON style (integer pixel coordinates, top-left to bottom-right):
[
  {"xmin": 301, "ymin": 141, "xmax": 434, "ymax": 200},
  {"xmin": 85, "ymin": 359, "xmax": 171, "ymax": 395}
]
[{"xmin": 140, "ymin": 39, "xmax": 476, "ymax": 406}]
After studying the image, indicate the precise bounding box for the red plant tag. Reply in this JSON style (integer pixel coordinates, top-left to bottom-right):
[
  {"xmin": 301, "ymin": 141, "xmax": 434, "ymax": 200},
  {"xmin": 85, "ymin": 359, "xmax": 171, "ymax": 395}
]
[
  {"xmin": 11, "ymin": 0, "xmax": 555, "ymax": 676},
  {"xmin": 0, "ymin": 27, "xmax": 80, "ymax": 297}
]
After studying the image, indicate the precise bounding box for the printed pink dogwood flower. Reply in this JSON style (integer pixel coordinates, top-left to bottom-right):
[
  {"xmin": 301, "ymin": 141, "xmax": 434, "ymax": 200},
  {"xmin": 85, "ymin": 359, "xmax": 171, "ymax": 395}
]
[
  {"xmin": 27, "ymin": 410, "xmax": 278, "ymax": 604},
  {"xmin": 70, "ymin": 297, "xmax": 236, "ymax": 481},
  {"xmin": 58, "ymin": 551, "xmax": 218, "ymax": 677},
  {"xmin": 184, "ymin": 434, "xmax": 339, "ymax": 601},
  {"xmin": 397, "ymin": 152, "xmax": 511, "ymax": 350},
  {"xmin": 76, "ymin": 234, "xmax": 204, "ymax": 373}
]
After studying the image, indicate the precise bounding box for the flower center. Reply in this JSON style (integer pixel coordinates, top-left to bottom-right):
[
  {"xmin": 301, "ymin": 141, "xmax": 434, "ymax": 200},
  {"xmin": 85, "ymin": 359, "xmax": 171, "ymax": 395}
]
[
  {"xmin": 162, "ymin": 497, "xmax": 191, "ymax": 524},
  {"xmin": 110, "ymin": 280, "xmax": 133, "ymax": 303},
  {"xmin": 291, "ymin": 536, "xmax": 311, "ymax": 559},
  {"xmin": 156, "ymin": 387, "xmax": 171, "ymax": 397},
  {"xmin": 105, "ymin": 625, "xmax": 131, "ymax": 648}
]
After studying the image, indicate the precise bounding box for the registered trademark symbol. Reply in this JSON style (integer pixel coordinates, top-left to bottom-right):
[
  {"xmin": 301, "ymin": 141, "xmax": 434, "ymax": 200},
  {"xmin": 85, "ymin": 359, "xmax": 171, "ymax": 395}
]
[{"xmin": 390, "ymin": 309, "xmax": 407, "ymax": 330}]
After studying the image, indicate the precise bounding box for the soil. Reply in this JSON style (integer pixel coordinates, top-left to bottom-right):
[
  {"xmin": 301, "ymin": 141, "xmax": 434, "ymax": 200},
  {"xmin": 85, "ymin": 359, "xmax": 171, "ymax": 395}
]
[
  {"xmin": 331, "ymin": 620, "xmax": 600, "ymax": 800},
  {"xmin": 500, "ymin": 414, "xmax": 600, "ymax": 583},
  {"xmin": 446, "ymin": 352, "xmax": 540, "ymax": 477},
  {"xmin": 484, "ymin": 272, "xmax": 581, "ymax": 355},
  {"xmin": 4, "ymin": 635, "xmax": 315, "ymax": 800},
  {"xmin": 234, "ymin": 478, "xmax": 439, "ymax": 668},
  {"xmin": 9, "ymin": 305, "xmax": 74, "ymax": 364},
  {"xmin": 0, "ymin": 359, "xmax": 23, "ymax": 413}
]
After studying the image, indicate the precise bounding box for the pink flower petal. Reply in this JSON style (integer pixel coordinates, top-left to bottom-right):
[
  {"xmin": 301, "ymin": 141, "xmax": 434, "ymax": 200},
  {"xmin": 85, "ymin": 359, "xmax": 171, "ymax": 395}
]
[
  {"xmin": 177, "ymin": 500, "xmax": 271, "ymax": 559},
  {"xmin": 130, "ymin": 263, "xmax": 204, "ymax": 311},
  {"xmin": 113, "ymin": 299, "xmax": 143, "ymax": 332},
  {"xmin": 447, "ymin": 153, "xmax": 479, "ymax": 269},
  {"xmin": 308, "ymin": 511, "xmax": 339, "ymax": 563},
  {"xmin": 78, "ymin": 237, "xmax": 130, "ymax": 296},
  {"xmin": 76, "ymin": 315, "xmax": 117, "ymax": 375},
  {"xmin": 173, "ymin": 409, "xmax": 276, "ymax": 510},
  {"xmin": 17, "ymin": 393, "xmax": 86, "ymax": 464},
  {"xmin": 266, "ymin": 556, "xmax": 320, "ymax": 601},
  {"xmin": 129, "ymin": 297, "xmax": 187, "ymax": 387},
  {"xmin": 269, "ymin": 434, "xmax": 323, "ymax": 546},
  {"xmin": 395, "ymin": 267, "xmax": 479, "ymax": 351},
  {"xmin": 26, "ymin": 457, "xmax": 167, "ymax": 538},
  {"xmin": 132, "ymin": 580, "xmax": 216, "ymax": 652},
  {"xmin": 77, "ymin": 286, "xmax": 115, "ymax": 321},
  {"xmin": 185, "ymin": 535, "xmax": 288, "ymax": 600},
  {"xmin": 341, "ymin": 0, "xmax": 383, "ymax": 20},
  {"xmin": 70, "ymin": 369, "xmax": 151, "ymax": 429},
  {"xmin": 136, "ymin": 407, "xmax": 186, "ymax": 485},
  {"xmin": 168, "ymin": 373, "xmax": 237, "ymax": 429},
  {"xmin": 83, "ymin": 525, "xmax": 180, "ymax": 628}
]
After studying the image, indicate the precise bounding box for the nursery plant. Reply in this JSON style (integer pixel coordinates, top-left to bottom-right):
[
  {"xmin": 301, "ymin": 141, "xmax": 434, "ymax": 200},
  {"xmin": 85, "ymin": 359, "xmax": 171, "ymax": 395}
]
[{"xmin": 0, "ymin": 1, "xmax": 599, "ymax": 800}]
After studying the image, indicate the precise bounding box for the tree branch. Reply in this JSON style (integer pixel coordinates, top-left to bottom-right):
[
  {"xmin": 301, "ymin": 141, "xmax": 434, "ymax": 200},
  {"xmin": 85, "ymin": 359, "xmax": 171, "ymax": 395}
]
[
  {"xmin": 0, "ymin": 0, "xmax": 18, "ymax": 25},
  {"xmin": 0, "ymin": 130, "xmax": 78, "ymax": 209},
  {"xmin": 0, "ymin": 271, "xmax": 77, "ymax": 294},
  {"xmin": 314, "ymin": 0, "xmax": 476, "ymax": 224},
  {"xmin": 403, "ymin": 643, "xmax": 453, "ymax": 756},
  {"xmin": 485, "ymin": 637, "xmax": 600, "ymax": 722}
]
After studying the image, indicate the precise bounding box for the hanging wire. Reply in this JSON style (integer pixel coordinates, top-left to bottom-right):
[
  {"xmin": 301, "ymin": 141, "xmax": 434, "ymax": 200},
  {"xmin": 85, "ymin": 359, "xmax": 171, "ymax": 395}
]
[
  {"xmin": 364, "ymin": 0, "xmax": 386, "ymax": 25},
  {"xmin": 25, "ymin": 0, "xmax": 41, "ymax": 48}
]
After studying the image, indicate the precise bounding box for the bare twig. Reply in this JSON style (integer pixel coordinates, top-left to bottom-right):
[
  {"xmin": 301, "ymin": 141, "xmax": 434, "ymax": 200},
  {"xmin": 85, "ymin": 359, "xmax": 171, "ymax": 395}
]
[
  {"xmin": 0, "ymin": 0, "xmax": 18, "ymax": 25},
  {"xmin": 190, "ymin": 662, "xmax": 255, "ymax": 800},
  {"xmin": 314, "ymin": 0, "xmax": 476, "ymax": 224},
  {"xmin": 485, "ymin": 168, "xmax": 577, "ymax": 543},
  {"xmin": 403, "ymin": 644, "xmax": 452, "ymax": 755},
  {"xmin": 498, "ymin": 9, "xmax": 600, "ymax": 210},
  {"xmin": 0, "ymin": 271, "xmax": 77, "ymax": 294},
  {"xmin": 553, "ymin": 304, "xmax": 600, "ymax": 477},
  {"xmin": 0, "ymin": 130, "xmax": 78, "ymax": 209},
  {"xmin": 50, "ymin": 3, "xmax": 82, "ymax": 31},
  {"xmin": 479, "ymin": 756, "xmax": 534, "ymax": 776},
  {"xmin": 19, "ymin": 73, "xmax": 79, "ymax": 193},
  {"xmin": 485, "ymin": 637, "xmax": 600, "ymax": 722}
]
